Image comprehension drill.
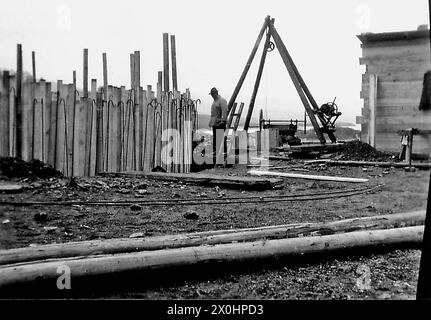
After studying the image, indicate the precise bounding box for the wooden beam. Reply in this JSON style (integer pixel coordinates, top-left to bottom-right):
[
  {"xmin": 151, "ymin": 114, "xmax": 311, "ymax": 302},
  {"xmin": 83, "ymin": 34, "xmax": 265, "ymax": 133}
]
[
  {"xmin": 249, "ymin": 169, "xmax": 369, "ymax": 183},
  {"xmin": 368, "ymin": 74, "xmax": 377, "ymax": 147},
  {"xmin": 163, "ymin": 33, "xmax": 170, "ymax": 92},
  {"xmin": 0, "ymin": 71, "xmax": 10, "ymax": 156},
  {"xmin": 72, "ymin": 71, "xmax": 76, "ymax": 87},
  {"xmin": 227, "ymin": 16, "xmax": 270, "ymax": 113},
  {"xmin": 244, "ymin": 23, "xmax": 272, "ymax": 131},
  {"xmin": 83, "ymin": 49, "xmax": 88, "ymax": 98},
  {"xmin": 0, "ymin": 226, "xmax": 424, "ymax": 288},
  {"xmin": 306, "ymin": 159, "xmax": 431, "ymax": 169},
  {"xmin": 31, "ymin": 51, "xmax": 36, "ymax": 83},
  {"xmin": 102, "ymin": 53, "xmax": 108, "ymax": 101},
  {"xmin": 170, "ymin": 35, "xmax": 178, "ymax": 91},
  {"xmin": 268, "ymin": 22, "xmax": 326, "ymax": 144},
  {"xmin": 102, "ymin": 171, "xmax": 281, "ymax": 190},
  {"xmin": 0, "ymin": 211, "xmax": 424, "ymax": 267},
  {"xmin": 15, "ymin": 44, "xmax": 23, "ymax": 159}
]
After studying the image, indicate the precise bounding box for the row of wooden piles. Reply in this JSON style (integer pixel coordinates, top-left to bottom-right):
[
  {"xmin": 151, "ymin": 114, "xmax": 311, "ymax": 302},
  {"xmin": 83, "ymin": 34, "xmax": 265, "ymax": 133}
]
[{"xmin": 0, "ymin": 34, "xmax": 197, "ymax": 176}]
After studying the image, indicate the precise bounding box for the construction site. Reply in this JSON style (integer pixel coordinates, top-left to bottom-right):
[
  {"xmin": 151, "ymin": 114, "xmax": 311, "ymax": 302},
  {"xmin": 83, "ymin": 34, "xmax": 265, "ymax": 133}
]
[{"xmin": 1, "ymin": 1, "xmax": 431, "ymax": 303}]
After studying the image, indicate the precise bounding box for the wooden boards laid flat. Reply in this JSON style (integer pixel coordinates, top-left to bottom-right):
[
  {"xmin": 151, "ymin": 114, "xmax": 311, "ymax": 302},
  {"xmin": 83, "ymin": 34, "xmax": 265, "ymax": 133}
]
[
  {"xmin": 101, "ymin": 171, "xmax": 282, "ymax": 190},
  {"xmin": 249, "ymin": 170, "xmax": 369, "ymax": 183}
]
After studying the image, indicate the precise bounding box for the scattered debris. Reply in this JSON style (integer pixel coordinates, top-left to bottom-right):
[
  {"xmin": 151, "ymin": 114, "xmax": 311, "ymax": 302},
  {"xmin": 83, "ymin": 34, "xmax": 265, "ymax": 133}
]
[
  {"xmin": 130, "ymin": 204, "xmax": 142, "ymax": 211},
  {"xmin": 43, "ymin": 226, "xmax": 58, "ymax": 232},
  {"xmin": 0, "ymin": 157, "xmax": 62, "ymax": 179},
  {"xmin": 0, "ymin": 182, "xmax": 23, "ymax": 194},
  {"xmin": 129, "ymin": 232, "xmax": 145, "ymax": 238},
  {"xmin": 135, "ymin": 189, "xmax": 151, "ymax": 197},
  {"xmin": 152, "ymin": 166, "xmax": 167, "ymax": 173},
  {"xmin": 330, "ymin": 141, "xmax": 396, "ymax": 161},
  {"xmin": 34, "ymin": 212, "xmax": 48, "ymax": 222},
  {"xmin": 183, "ymin": 211, "xmax": 199, "ymax": 220}
]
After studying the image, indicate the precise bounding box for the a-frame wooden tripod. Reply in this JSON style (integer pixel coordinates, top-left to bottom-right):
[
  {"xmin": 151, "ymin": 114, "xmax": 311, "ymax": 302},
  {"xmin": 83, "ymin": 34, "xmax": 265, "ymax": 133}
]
[{"xmin": 227, "ymin": 15, "xmax": 338, "ymax": 144}]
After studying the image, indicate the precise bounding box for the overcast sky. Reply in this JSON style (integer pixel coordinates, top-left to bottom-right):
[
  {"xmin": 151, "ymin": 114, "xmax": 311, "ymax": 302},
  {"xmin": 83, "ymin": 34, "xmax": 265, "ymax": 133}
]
[{"xmin": 0, "ymin": 0, "xmax": 428, "ymax": 126}]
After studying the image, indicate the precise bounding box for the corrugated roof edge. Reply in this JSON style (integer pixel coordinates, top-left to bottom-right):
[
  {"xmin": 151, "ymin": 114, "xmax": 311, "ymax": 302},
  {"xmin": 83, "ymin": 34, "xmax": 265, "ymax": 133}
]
[{"xmin": 357, "ymin": 29, "xmax": 430, "ymax": 44}]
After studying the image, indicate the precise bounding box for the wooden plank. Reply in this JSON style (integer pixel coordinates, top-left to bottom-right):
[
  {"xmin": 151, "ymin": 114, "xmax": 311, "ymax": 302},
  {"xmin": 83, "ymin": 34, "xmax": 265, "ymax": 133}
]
[
  {"xmin": 102, "ymin": 171, "xmax": 281, "ymax": 189},
  {"xmin": 249, "ymin": 170, "xmax": 369, "ymax": 183},
  {"xmin": 310, "ymin": 159, "xmax": 431, "ymax": 169},
  {"xmin": 154, "ymin": 80, "xmax": 163, "ymax": 168},
  {"xmin": 72, "ymin": 96, "xmax": 86, "ymax": 176},
  {"xmin": 170, "ymin": 35, "xmax": 178, "ymax": 91},
  {"xmin": 144, "ymin": 87, "xmax": 155, "ymax": 171},
  {"xmin": 56, "ymin": 82, "xmax": 67, "ymax": 174},
  {"xmin": 31, "ymin": 51, "xmax": 36, "ymax": 83},
  {"xmin": 120, "ymin": 86, "xmax": 128, "ymax": 171},
  {"xmin": 95, "ymin": 88, "xmax": 104, "ymax": 174},
  {"xmin": 172, "ymin": 91, "xmax": 180, "ymax": 172},
  {"xmin": 133, "ymin": 52, "xmax": 142, "ymax": 171},
  {"xmin": 33, "ymin": 81, "xmax": 46, "ymax": 161},
  {"xmin": 0, "ymin": 71, "xmax": 10, "ymax": 156},
  {"xmin": 0, "ymin": 211, "xmax": 425, "ymax": 266},
  {"xmin": 8, "ymin": 74, "xmax": 16, "ymax": 157},
  {"xmin": 115, "ymin": 87, "xmax": 122, "ymax": 172},
  {"xmin": 143, "ymin": 87, "xmax": 149, "ymax": 170},
  {"xmin": 88, "ymin": 80, "xmax": 97, "ymax": 176},
  {"xmin": 107, "ymin": 86, "xmax": 119, "ymax": 172},
  {"xmin": 43, "ymin": 82, "xmax": 52, "ymax": 163},
  {"xmin": 163, "ymin": 33, "xmax": 170, "ymax": 92},
  {"xmin": 368, "ymin": 74, "xmax": 377, "ymax": 147},
  {"xmin": 361, "ymin": 39, "xmax": 430, "ymax": 59},
  {"xmin": 83, "ymin": 49, "xmax": 88, "ymax": 98},
  {"xmin": 361, "ymin": 80, "xmax": 422, "ymax": 101},
  {"xmin": 15, "ymin": 44, "xmax": 23, "ymax": 159},
  {"xmin": 21, "ymin": 82, "xmax": 33, "ymax": 161},
  {"xmin": 65, "ymin": 84, "xmax": 75, "ymax": 176}
]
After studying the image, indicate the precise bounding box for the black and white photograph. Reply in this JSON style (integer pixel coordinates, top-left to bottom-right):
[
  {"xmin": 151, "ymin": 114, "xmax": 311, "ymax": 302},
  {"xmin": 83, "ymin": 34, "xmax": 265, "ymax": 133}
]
[{"xmin": 1, "ymin": 0, "xmax": 431, "ymax": 314}]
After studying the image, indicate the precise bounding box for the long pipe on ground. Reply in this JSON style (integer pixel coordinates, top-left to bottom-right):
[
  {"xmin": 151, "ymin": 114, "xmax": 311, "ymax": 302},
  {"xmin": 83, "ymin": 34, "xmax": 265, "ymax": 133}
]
[
  {"xmin": 0, "ymin": 226, "xmax": 424, "ymax": 289},
  {"xmin": 0, "ymin": 211, "xmax": 424, "ymax": 267}
]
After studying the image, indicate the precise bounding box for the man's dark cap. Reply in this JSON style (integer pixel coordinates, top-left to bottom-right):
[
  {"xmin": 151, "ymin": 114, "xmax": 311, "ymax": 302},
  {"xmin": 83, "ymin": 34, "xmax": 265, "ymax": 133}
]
[{"xmin": 209, "ymin": 87, "xmax": 218, "ymax": 95}]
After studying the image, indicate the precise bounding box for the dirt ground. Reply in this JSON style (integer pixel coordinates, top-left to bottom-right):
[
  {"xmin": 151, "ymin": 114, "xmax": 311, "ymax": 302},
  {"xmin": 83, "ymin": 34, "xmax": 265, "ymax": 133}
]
[{"xmin": 0, "ymin": 152, "xmax": 430, "ymax": 299}]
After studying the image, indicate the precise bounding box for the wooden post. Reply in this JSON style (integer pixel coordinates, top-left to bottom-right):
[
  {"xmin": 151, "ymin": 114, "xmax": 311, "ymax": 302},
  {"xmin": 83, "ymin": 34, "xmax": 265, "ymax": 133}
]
[
  {"xmin": 227, "ymin": 16, "xmax": 270, "ymax": 113},
  {"xmin": 163, "ymin": 33, "xmax": 170, "ymax": 92},
  {"xmin": 1, "ymin": 71, "xmax": 10, "ymax": 156},
  {"xmin": 31, "ymin": 51, "xmax": 36, "ymax": 83},
  {"xmin": 158, "ymin": 71, "xmax": 163, "ymax": 87},
  {"xmin": 102, "ymin": 53, "xmax": 108, "ymax": 101},
  {"xmin": 102, "ymin": 53, "xmax": 108, "ymax": 171},
  {"xmin": 244, "ymin": 23, "xmax": 272, "ymax": 131},
  {"xmin": 368, "ymin": 74, "xmax": 377, "ymax": 148},
  {"xmin": 73, "ymin": 71, "xmax": 76, "ymax": 87},
  {"xmin": 16, "ymin": 44, "xmax": 23, "ymax": 159},
  {"xmin": 83, "ymin": 49, "xmax": 88, "ymax": 98},
  {"xmin": 134, "ymin": 51, "xmax": 142, "ymax": 171},
  {"xmin": 268, "ymin": 22, "xmax": 326, "ymax": 144},
  {"xmin": 170, "ymin": 35, "xmax": 178, "ymax": 91},
  {"xmin": 130, "ymin": 53, "xmax": 135, "ymax": 89}
]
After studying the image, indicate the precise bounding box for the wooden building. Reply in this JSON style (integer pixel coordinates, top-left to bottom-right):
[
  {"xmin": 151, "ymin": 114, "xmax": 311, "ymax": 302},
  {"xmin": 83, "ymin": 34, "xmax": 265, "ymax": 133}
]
[{"xmin": 356, "ymin": 26, "xmax": 431, "ymax": 156}]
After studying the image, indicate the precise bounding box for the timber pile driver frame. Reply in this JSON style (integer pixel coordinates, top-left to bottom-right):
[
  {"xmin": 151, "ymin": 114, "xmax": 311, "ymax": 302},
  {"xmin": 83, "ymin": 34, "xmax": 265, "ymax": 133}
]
[{"xmin": 227, "ymin": 15, "xmax": 342, "ymax": 144}]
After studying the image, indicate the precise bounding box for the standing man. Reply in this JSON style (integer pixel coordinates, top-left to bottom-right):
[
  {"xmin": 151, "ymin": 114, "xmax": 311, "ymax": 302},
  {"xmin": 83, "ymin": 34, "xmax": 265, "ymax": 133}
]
[{"xmin": 208, "ymin": 87, "xmax": 228, "ymax": 164}]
